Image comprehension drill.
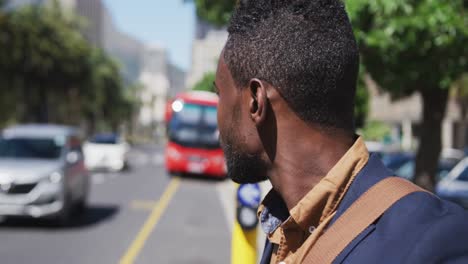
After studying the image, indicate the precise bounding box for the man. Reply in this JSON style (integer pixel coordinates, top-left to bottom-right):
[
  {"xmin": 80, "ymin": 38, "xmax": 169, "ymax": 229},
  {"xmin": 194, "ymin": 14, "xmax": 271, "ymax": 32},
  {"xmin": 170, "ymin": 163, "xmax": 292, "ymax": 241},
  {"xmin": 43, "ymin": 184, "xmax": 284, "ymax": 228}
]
[{"xmin": 214, "ymin": 0, "xmax": 468, "ymax": 263}]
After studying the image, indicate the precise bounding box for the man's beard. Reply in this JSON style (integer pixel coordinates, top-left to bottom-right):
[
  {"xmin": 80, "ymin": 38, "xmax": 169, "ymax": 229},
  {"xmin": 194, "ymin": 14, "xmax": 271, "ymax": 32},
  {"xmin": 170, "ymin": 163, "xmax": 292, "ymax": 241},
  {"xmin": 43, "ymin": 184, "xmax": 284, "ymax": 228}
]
[{"xmin": 221, "ymin": 129, "xmax": 269, "ymax": 184}]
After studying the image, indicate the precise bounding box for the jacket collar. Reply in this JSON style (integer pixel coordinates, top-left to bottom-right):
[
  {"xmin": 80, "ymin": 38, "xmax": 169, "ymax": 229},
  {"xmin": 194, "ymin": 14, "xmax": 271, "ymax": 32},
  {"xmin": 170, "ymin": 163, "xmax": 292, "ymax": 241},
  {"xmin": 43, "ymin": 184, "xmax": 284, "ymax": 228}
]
[{"xmin": 330, "ymin": 153, "xmax": 394, "ymax": 226}]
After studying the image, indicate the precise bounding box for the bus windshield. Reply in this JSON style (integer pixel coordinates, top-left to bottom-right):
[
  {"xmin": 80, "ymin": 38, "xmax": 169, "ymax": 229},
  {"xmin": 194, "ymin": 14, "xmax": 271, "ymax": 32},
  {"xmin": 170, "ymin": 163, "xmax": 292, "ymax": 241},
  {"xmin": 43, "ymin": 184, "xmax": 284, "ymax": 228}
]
[{"xmin": 168, "ymin": 103, "xmax": 219, "ymax": 149}]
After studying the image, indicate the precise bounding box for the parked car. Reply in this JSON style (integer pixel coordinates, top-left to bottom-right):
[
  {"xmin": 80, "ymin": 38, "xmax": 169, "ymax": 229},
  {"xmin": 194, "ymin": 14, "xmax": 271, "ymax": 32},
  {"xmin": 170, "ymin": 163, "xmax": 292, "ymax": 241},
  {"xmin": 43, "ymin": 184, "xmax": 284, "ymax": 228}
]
[
  {"xmin": 436, "ymin": 157, "xmax": 468, "ymax": 208},
  {"xmin": 381, "ymin": 152, "xmax": 414, "ymax": 171},
  {"xmin": 0, "ymin": 124, "xmax": 89, "ymax": 224},
  {"xmin": 390, "ymin": 149, "xmax": 464, "ymax": 182},
  {"xmin": 83, "ymin": 133, "xmax": 129, "ymax": 172},
  {"xmin": 365, "ymin": 141, "xmax": 400, "ymax": 158}
]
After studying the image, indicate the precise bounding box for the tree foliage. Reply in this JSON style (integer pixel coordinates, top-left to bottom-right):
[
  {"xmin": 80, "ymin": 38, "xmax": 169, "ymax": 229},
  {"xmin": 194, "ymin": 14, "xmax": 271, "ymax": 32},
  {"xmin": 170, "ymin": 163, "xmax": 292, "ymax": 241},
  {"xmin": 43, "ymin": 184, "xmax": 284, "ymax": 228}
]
[
  {"xmin": 192, "ymin": 72, "xmax": 216, "ymax": 92},
  {"xmin": 355, "ymin": 67, "xmax": 369, "ymax": 128},
  {"xmin": 0, "ymin": 3, "xmax": 91, "ymax": 123},
  {"xmin": 194, "ymin": 0, "xmax": 236, "ymax": 27},
  {"xmin": 347, "ymin": 0, "xmax": 468, "ymax": 96},
  {"xmin": 0, "ymin": 3, "xmax": 140, "ymax": 133},
  {"xmin": 451, "ymin": 73, "xmax": 468, "ymax": 121},
  {"xmin": 359, "ymin": 120, "xmax": 392, "ymax": 142},
  {"xmin": 347, "ymin": 0, "xmax": 468, "ymax": 189}
]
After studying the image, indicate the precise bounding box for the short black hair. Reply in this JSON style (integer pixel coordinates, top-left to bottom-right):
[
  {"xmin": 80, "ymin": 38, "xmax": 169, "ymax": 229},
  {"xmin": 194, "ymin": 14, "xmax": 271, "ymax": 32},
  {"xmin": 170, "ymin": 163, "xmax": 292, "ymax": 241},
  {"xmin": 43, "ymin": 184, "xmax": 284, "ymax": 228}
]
[{"xmin": 224, "ymin": 0, "xmax": 359, "ymax": 132}]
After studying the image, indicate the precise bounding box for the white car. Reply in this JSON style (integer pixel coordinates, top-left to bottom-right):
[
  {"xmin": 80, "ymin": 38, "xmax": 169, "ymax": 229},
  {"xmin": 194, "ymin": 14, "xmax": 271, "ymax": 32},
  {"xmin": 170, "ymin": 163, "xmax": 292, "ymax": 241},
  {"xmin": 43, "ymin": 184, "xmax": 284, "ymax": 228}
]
[{"xmin": 83, "ymin": 133, "xmax": 129, "ymax": 172}]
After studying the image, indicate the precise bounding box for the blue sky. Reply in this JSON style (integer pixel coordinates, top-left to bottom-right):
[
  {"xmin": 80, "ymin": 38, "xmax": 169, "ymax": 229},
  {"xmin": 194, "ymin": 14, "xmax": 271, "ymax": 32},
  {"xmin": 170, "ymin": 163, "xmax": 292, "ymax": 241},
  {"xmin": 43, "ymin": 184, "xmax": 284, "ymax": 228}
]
[{"xmin": 103, "ymin": 0, "xmax": 195, "ymax": 71}]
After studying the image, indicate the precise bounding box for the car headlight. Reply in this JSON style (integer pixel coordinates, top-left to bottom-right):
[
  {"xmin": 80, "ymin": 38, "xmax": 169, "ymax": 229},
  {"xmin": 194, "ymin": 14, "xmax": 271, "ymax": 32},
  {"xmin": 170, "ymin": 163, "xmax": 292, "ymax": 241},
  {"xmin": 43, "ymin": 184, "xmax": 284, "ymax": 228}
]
[{"xmin": 48, "ymin": 172, "xmax": 63, "ymax": 184}]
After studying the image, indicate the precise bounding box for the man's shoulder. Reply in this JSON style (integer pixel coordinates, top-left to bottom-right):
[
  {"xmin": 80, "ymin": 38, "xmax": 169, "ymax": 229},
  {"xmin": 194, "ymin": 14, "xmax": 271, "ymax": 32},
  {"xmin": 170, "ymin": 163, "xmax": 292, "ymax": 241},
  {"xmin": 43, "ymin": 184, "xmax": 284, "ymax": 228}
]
[
  {"xmin": 380, "ymin": 192, "xmax": 468, "ymax": 263},
  {"xmin": 336, "ymin": 190, "xmax": 468, "ymax": 264},
  {"xmin": 382, "ymin": 190, "xmax": 468, "ymax": 229},
  {"xmin": 334, "ymin": 153, "xmax": 468, "ymax": 263}
]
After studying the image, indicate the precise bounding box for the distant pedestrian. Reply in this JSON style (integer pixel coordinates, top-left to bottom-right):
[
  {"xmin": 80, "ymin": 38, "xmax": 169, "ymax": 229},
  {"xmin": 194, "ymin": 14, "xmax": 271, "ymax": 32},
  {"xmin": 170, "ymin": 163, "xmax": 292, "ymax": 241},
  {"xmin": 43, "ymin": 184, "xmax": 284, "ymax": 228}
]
[{"xmin": 214, "ymin": 0, "xmax": 468, "ymax": 263}]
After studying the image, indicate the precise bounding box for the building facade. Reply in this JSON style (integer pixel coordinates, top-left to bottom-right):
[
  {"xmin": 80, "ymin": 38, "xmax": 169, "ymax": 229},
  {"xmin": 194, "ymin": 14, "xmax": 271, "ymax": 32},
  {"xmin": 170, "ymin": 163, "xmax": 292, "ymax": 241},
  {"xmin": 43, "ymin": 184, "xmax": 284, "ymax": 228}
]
[
  {"xmin": 186, "ymin": 18, "xmax": 227, "ymax": 88},
  {"xmin": 75, "ymin": 0, "xmax": 104, "ymax": 47},
  {"xmin": 137, "ymin": 46, "xmax": 170, "ymax": 138},
  {"xmin": 367, "ymin": 77, "xmax": 463, "ymax": 150}
]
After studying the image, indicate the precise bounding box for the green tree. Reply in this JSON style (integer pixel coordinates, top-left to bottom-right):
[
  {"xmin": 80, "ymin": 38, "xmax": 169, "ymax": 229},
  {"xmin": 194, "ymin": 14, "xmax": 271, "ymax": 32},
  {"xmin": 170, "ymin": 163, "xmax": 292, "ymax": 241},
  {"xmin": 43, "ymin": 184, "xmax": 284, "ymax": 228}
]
[
  {"xmin": 347, "ymin": 0, "xmax": 468, "ymax": 190},
  {"xmin": 192, "ymin": 72, "xmax": 216, "ymax": 92},
  {"xmin": 83, "ymin": 48, "xmax": 140, "ymax": 134},
  {"xmin": 451, "ymin": 74, "xmax": 468, "ymax": 122},
  {"xmin": 355, "ymin": 67, "xmax": 370, "ymax": 128},
  {"xmin": 0, "ymin": 3, "xmax": 91, "ymax": 123},
  {"xmin": 0, "ymin": 2, "xmax": 136, "ymax": 133},
  {"xmin": 194, "ymin": 0, "xmax": 236, "ymax": 27},
  {"xmin": 359, "ymin": 121, "xmax": 392, "ymax": 142},
  {"xmin": 451, "ymin": 74, "xmax": 468, "ymax": 148},
  {"xmin": 0, "ymin": 1, "xmax": 16, "ymax": 127}
]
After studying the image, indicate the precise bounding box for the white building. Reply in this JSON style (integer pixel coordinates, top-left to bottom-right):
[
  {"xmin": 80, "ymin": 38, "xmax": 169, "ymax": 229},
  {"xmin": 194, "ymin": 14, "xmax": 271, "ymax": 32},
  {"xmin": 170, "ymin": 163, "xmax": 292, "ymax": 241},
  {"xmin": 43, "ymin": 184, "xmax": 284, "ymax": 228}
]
[
  {"xmin": 138, "ymin": 45, "xmax": 170, "ymax": 128},
  {"xmin": 186, "ymin": 18, "xmax": 228, "ymax": 88}
]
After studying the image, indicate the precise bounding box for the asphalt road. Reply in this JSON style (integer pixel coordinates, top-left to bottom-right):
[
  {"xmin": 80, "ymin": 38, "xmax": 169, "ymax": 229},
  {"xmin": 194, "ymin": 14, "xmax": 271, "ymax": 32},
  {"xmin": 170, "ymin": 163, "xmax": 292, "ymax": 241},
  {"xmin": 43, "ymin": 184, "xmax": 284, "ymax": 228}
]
[{"xmin": 0, "ymin": 144, "xmax": 231, "ymax": 264}]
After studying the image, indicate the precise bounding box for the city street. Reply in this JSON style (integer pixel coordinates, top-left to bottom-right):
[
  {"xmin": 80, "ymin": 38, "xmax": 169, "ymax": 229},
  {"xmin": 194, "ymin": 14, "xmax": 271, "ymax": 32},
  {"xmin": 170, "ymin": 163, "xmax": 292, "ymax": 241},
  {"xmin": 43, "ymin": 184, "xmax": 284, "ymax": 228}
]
[
  {"xmin": 0, "ymin": 144, "xmax": 232, "ymax": 264},
  {"xmin": 1, "ymin": 0, "xmax": 467, "ymax": 263}
]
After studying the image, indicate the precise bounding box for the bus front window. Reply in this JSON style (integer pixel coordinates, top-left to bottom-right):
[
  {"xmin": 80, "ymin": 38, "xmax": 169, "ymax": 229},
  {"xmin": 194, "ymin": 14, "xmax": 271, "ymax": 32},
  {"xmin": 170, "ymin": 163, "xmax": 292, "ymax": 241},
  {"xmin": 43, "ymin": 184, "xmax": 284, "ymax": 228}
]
[{"xmin": 168, "ymin": 103, "xmax": 220, "ymax": 149}]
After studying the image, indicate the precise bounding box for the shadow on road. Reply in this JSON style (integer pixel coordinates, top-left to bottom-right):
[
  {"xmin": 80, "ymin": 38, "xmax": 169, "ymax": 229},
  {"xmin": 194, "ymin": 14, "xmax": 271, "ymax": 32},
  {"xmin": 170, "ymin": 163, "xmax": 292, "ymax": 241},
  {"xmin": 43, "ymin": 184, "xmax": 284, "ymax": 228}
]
[
  {"xmin": 174, "ymin": 173, "xmax": 228, "ymax": 183},
  {"xmin": 0, "ymin": 204, "xmax": 119, "ymax": 230},
  {"xmin": 90, "ymin": 167, "xmax": 132, "ymax": 174}
]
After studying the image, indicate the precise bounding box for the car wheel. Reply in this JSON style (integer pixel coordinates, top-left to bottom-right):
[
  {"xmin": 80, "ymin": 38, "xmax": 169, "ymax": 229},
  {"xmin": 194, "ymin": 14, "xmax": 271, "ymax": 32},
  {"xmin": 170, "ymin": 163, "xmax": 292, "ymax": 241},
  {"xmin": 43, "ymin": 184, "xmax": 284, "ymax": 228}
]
[
  {"xmin": 74, "ymin": 199, "xmax": 87, "ymax": 216},
  {"xmin": 75, "ymin": 178, "xmax": 89, "ymax": 216},
  {"xmin": 53, "ymin": 194, "xmax": 72, "ymax": 227},
  {"xmin": 122, "ymin": 160, "xmax": 130, "ymax": 171}
]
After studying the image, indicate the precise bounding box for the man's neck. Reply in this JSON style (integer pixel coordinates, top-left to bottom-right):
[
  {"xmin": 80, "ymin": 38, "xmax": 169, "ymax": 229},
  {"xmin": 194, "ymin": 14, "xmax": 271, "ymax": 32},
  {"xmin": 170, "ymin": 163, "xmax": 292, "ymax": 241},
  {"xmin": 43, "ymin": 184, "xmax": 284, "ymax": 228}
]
[{"xmin": 267, "ymin": 129, "xmax": 354, "ymax": 211}]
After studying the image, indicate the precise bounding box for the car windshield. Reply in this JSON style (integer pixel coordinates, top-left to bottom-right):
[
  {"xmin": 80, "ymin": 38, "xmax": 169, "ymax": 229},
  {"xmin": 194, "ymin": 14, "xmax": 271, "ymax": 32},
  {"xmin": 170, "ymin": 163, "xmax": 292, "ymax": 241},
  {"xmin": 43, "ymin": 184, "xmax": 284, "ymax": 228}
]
[
  {"xmin": 89, "ymin": 134, "xmax": 119, "ymax": 144},
  {"xmin": 168, "ymin": 103, "xmax": 219, "ymax": 149},
  {"xmin": 0, "ymin": 137, "xmax": 63, "ymax": 160},
  {"xmin": 457, "ymin": 166, "xmax": 468, "ymax": 182},
  {"xmin": 395, "ymin": 159, "xmax": 459, "ymax": 182},
  {"xmin": 381, "ymin": 153, "xmax": 413, "ymax": 171}
]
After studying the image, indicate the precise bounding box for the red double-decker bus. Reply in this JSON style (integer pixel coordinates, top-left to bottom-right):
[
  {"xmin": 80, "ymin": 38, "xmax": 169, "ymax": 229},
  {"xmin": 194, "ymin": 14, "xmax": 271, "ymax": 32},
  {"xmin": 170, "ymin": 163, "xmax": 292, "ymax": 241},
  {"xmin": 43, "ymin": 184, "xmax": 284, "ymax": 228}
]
[{"xmin": 165, "ymin": 91, "xmax": 226, "ymax": 178}]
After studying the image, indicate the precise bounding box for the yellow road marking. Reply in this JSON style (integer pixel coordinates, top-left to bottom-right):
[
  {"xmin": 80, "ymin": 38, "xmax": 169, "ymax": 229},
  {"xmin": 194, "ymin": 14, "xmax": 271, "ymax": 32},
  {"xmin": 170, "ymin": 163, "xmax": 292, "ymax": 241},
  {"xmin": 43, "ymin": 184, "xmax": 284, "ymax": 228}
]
[
  {"xmin": 130, "ymin": 200, "xmax": 158, "ymax": 211},
  {"xmin": 120, "ymin": 178, "xmax": 181, "ymax": 264}
]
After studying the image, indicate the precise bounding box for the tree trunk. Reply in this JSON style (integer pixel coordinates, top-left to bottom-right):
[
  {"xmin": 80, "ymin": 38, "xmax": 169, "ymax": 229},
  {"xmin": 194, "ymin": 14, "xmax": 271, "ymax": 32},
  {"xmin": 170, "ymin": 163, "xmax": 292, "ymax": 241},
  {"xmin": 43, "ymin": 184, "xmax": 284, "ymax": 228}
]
[
  {"xmin": 414, "ymin": 88, "xmax": 449, "ymax": 191},
  {"xmin": 37, "ymin": 85, "xmax": 49, "ymax": 123},
  {"xmin": 20, "ymin": 81, "xmax": 35, "ymax": 123},
  {"xmin": 454, "ymin": 99, "xmax": 468, "ymax": 149},
  {"xmin": 86, "ymin": 113, "xmax": 96, "ymax": 137},
  {"xmin": 19, "ymin": 84, "xmax": 29, "ymax": 123}
]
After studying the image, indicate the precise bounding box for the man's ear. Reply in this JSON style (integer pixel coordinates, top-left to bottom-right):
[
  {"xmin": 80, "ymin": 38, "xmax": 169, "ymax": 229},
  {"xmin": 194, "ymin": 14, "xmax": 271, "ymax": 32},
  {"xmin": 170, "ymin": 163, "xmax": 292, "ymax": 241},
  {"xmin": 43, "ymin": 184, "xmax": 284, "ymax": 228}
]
[{"xmin": 248, "ymin": 78, "xmax": 267, "ymax": 126}]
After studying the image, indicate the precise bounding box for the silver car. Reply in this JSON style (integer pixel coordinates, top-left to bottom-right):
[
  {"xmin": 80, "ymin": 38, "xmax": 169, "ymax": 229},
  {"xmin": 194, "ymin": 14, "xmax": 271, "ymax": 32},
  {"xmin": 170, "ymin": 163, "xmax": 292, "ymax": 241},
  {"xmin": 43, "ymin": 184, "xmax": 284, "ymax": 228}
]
[{"xmin": 0, "ymin": 124, "xmax": 90, "ymax": 224}]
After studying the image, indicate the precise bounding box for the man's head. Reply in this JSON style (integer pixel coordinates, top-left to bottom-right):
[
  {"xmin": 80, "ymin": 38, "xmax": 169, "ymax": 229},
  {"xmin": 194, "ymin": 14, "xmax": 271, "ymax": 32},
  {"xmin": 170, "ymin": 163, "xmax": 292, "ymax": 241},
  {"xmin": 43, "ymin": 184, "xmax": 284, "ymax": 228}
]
[{"xmin": 215, "ymin": 0, "xmax": 359, "ymax": 183}]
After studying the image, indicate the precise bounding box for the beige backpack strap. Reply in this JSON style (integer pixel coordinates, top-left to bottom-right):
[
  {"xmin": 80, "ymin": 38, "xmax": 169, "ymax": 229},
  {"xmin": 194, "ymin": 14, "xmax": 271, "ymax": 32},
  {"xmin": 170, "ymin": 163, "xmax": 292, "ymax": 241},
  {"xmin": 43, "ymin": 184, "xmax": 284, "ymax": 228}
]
[{"xmin": 303, "ymin": 177, "xmax": 427, "ymax": 264}]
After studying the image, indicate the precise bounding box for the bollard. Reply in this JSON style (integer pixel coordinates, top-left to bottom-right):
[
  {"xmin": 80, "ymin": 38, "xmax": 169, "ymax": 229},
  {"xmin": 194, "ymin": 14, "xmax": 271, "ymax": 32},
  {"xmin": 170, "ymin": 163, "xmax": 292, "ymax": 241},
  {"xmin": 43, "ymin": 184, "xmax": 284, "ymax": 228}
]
[{"xmin": 231, "ymin": 183, "xmax": 261, "ymax": 264}]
